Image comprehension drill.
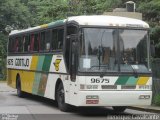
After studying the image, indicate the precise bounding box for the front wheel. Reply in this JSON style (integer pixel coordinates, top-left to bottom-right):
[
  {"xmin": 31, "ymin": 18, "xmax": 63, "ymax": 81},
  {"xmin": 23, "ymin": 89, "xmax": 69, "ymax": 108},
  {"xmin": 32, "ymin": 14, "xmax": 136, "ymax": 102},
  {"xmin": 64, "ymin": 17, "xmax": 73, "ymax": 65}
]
[
  {"xmin": 112, "ymin": 106, "xmax": 127, "ymax": 113},
  {"xmin": 56, "ymin": 83, "xmax": 71, "ymax": 112}
]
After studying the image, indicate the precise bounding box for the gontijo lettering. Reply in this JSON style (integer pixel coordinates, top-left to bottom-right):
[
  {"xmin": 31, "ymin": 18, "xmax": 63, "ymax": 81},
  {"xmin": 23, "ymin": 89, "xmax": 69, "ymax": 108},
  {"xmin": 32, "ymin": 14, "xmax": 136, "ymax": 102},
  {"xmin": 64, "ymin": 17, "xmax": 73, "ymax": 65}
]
[{"xmin": 15, "ymin": 58, "xmax": 29, "ymax": 67}]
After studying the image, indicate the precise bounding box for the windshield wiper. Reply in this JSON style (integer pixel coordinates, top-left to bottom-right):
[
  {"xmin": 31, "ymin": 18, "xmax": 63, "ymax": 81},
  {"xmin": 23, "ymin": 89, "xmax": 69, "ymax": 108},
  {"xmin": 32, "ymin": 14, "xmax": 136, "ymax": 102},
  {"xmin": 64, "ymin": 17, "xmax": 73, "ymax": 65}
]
[{"xmin": 130, "ymin": 65, "xmax": 138, "ymax": 78}]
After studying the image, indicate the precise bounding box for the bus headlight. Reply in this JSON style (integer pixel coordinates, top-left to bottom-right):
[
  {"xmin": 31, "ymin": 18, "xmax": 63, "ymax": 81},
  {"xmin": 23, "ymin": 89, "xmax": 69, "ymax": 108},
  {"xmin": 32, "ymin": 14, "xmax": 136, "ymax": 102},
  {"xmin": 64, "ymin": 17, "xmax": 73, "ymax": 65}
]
[{"xmin": 139, "ymin": 95, "xmax": 150, "ymax": 99}]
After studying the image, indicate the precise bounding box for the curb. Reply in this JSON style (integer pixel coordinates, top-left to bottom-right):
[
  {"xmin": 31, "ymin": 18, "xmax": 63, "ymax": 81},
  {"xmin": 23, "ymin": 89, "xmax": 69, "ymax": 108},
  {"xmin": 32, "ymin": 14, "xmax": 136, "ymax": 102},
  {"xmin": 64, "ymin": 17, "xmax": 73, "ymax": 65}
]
[{"xmin": 128, "ymin": 106, "xmax": 160, "ymax": 113}]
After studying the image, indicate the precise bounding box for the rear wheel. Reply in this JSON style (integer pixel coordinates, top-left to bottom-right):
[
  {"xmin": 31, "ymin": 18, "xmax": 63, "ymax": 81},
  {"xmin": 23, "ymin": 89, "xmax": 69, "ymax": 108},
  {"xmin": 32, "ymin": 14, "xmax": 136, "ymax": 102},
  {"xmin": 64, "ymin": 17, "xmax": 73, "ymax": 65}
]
[
  {"xmin": 112, "ymin": 106, "xmax": 127, "ymax": 113},
  {"xmin": 16, "ymin": 77, "xmax": 25, "ymax": 97},
  {"xmin": 56, "ymin": 83, "xmax": 70, "ymax": 112}
]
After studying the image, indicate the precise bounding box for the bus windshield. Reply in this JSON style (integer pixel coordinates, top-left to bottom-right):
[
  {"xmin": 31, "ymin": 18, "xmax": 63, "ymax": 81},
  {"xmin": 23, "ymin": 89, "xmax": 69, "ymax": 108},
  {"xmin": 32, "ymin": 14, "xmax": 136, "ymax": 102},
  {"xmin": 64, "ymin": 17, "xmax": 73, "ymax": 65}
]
[{"xmin": 79, "ymin": 28, "xmax": 150, "ymax": 73}]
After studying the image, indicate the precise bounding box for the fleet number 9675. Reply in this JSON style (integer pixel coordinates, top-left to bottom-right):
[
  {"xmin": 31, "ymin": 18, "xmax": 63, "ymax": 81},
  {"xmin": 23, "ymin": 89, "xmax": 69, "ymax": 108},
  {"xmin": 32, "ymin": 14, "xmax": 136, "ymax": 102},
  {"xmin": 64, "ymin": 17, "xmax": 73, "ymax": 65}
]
[{"xmin": 91, "ymin": 78, "xmax": 109, "ymax": 83}]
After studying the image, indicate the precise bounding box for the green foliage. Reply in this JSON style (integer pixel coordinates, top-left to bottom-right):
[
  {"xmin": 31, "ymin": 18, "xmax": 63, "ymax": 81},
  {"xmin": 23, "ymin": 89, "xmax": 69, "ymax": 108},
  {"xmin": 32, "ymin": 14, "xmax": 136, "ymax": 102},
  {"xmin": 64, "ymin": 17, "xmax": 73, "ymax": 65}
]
[
  {"xmin": 137, "ymin": 0, "xmax": 160, "ymax": 58},
  {"xmin": 0, "ymin": 0, "xmax": 33, "ymax": 80},
  {"xmin": 0, "ymin": 33, "xmax": 7, "ymax": 80},
  {"xmin": 153, "ymin": 94, "xmax": 160, "ymax": 106},
  {"xmin": 0, "ymin": 0, "xmax": 32, "ymax": 29},
  {"xmin": 138, "ymin": 0, "xmax": 160, "ymax": 24}
]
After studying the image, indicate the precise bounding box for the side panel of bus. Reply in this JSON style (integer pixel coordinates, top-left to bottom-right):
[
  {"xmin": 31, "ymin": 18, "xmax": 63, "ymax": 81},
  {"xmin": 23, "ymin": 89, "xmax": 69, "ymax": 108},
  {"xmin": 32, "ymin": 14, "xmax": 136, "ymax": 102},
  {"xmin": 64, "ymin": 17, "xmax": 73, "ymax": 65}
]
[{"xmin": 7, "ymin": 54, "xmax": 68, "ymax": 100}]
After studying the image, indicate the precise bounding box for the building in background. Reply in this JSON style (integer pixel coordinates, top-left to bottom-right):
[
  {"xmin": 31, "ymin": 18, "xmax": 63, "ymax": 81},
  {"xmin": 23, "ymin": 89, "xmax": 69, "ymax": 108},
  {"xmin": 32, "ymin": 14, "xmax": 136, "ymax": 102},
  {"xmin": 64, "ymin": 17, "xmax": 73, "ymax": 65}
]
[{"xmin": 104, "ymin": 1, "xmax": 142, "ymax": 20}]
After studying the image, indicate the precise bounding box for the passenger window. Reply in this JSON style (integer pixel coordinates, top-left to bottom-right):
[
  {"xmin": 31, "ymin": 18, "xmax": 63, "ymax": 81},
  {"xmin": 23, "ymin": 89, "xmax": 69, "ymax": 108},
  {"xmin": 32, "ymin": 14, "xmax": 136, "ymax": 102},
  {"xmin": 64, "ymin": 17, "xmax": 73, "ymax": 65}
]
[
  {"xmin": 30, "ymin": 33, "xmax": 40, "ymax": 52},
  {"xmin": 58, "ymin": 29, "xmax": 64, "ymax": 49},
  {"xmin": 51, "ymin": 28, "xmax": 64, "ymax": 50},
  {"xmin": 52, "ymin": 29, "xmax": 58, "ymax": 50},
  {"xmin": 22, "ymin": 36, "xmax": 25, "ymax": 52},
  {"xmin": 19, "ymin": 36, "xmax": 23, "ymax": 52},
  {"xmin": 40, "ymin": 32, "xmax": 45, "ymax": 51},
  {"xmin": 22, "ymin": 35, "xmax": 29, "ymax": 52},
  {"xmin": 30, "ymin": 34, "xmax": 34, "ymax": 51},
  {"xmin": 45, "ymin": 30, "xmax": 51, "ymax": 51},
  {"xmin": 14, "ymin": 37, "xmax": 19, "ymax": 52},
  {"xmin": 33, "ymin": 33, "xmax": 40, "ymax": 51},
  {"xmin": 24, "ymin": 35, "xmax": 30, "ymax": 52},
  {"xmin": 8, "ymin": 37, "xmax": 14, "ymax": 53}
]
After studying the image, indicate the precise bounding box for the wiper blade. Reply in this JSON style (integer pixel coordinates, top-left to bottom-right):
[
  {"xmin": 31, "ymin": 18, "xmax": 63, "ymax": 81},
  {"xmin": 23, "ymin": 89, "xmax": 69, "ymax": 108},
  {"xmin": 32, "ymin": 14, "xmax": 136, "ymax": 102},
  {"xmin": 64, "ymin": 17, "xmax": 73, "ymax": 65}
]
[{"xmin": 130, "ymin": 65, "xmax": 138, "ymax": 78}]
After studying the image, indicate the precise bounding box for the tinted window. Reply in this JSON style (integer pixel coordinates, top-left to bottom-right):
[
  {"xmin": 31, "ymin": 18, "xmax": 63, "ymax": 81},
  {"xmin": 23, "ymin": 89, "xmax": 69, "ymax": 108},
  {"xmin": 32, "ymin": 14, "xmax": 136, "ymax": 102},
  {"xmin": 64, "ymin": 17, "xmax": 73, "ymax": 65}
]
[
  {"xmin": 13, "ymin": 37, "xmax": 20, "ymax": 52},
  {"xmin": 24, "ymin": 35, "xmax": 30, "ymax": 52},
  {"xmin": 33, "ymin": 33, "xmax": 39, "ymax": 51},
  {"xmin": 45, "ymin": 30, "xmax": 51, "ymax": 51},
  {"xmin": 8, "ymin": 37, "xmax": 14, "ymax": 52},
  {"xmin": 52, "ymin": 29, "xmax": 58, "ymax": 50},
  {"xmin": 51, "ymin": 28, "xmax": 64, "ymax": 50},
  {"xmin": 40, "ymin": 32, "xmax": 45, "ymax": 51}
]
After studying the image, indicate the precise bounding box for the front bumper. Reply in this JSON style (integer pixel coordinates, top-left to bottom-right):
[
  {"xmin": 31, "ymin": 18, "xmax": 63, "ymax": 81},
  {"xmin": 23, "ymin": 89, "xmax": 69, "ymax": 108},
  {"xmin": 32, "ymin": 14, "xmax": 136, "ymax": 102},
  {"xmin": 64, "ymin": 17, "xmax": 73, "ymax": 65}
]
[{"xmin": 70, "ymin": 90, "xmax": 152, "ymax": 107}]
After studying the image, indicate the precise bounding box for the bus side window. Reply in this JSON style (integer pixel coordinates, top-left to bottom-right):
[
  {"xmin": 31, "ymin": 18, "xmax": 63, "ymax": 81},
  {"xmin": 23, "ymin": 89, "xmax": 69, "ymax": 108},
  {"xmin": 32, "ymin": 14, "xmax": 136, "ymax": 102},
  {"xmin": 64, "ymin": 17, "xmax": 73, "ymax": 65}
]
[
  {"xmin": 52, "ymin": 29, "xmax": 58, "ymax": 50},
  {"xmin": 30, "ymin": 34, "xmax": 34, "ymax": 51},
  {"xmin": 24, "ymin": 35, "xmax": 30, "ymax": 52},
  {"xmin": 51, "ymin": 28, "xmax": 64, "ymax": 50},
  {"xmin": 58, "ymin": 29, "xmax": 64, "ymax": 49},
  {"xmin": 14, "ymin": 37, "xmax": 19, "ymax": 52},
  {"xmin": 45, "ymin": 30, "xmax": 51, "ymax": 51},
  {"xmin": 18, "ymin": 36, "xmax": 23, "ymax": 52},
  {"xmin": 8, "ymin": 37, "xmax": 14, "ymax": 53},
  {"xmin": 22, "ymin": 36, "xmax": 25, "ymax": 52},
  {"xmin": 40, "ymin": 32, "xmax": 45, "ymax": 51},
  {"xmin": 33, "ymin": 33, "xmax": 40, "ymax": 52}
]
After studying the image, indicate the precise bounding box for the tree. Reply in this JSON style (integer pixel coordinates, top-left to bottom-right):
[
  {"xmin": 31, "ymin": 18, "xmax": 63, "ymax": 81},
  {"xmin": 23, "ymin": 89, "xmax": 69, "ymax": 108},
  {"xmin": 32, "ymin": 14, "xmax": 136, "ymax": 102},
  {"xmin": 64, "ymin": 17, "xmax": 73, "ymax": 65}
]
[
  {"xmin": 137, "ymin": 0, "xmax": 160, "ymax": 57},
  {"xmin": 0, "ymin": 0, "xmax": 33, "ymax": 80}
]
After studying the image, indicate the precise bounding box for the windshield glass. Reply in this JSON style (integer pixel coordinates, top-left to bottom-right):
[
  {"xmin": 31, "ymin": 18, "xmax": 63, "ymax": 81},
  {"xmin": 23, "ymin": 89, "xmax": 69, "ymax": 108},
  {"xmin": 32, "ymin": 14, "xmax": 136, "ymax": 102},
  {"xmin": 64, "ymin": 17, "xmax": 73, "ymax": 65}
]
[
  {"xmin": 119, "ymin": 29, "xmax": 149, "ymax": 73},
  {"xmin": 79, "ymin": 28, "xmax": 150, "ymax": 73}
]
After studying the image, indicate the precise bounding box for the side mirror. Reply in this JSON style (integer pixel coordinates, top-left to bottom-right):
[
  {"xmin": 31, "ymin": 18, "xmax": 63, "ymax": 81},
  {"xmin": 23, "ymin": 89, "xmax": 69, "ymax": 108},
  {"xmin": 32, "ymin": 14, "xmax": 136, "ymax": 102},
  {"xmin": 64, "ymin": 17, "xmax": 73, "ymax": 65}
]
[
  {"xmin": 70, "ymin": 41, "xmax": 78, "ymax": 81},
  {"xmin": 66, "ymin": 34, "xmax": 78, "ymax": 41}
]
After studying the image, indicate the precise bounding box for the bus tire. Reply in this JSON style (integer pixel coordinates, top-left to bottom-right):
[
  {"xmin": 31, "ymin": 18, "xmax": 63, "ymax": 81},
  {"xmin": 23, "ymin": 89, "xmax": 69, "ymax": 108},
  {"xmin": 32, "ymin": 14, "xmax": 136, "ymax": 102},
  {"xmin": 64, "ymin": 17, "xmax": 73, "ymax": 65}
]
[
  {"xmin": 16, "ymin": 77, "xmax": 25, "ymax": 98},
  {"xmin": 112, "ymin": 106, "xmax": 127, "ymax": 113},
  {"xmin": 56, "ymin": 82, "xmax": 70, "ymax": 112}
]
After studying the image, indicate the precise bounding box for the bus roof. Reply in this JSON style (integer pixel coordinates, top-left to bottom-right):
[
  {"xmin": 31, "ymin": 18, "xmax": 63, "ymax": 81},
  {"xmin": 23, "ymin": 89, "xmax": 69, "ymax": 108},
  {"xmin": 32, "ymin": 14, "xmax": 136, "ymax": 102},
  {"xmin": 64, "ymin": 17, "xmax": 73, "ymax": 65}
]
[
  {"xmin": 10, "ymin": 15, "xmax": 149, "ymax": 36},
  {"xmin": 9, "ymin": 20, "xmax": 66, "ymax": 36},
  {"xmin": 68, "ymin": 15, "xmax": 149, "ymax": 28}
]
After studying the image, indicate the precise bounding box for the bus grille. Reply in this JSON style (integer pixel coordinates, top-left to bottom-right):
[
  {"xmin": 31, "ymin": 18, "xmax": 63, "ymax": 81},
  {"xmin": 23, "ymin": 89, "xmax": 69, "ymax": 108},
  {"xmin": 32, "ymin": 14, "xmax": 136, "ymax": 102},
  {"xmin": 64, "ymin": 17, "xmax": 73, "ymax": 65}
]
[
  {"xmin": 101, "ymin": 85, "xmax": 117, "ymax": 89},
  {"xmin": 121, "ymin": 85, "xmax": 136, "ymax": 89}
]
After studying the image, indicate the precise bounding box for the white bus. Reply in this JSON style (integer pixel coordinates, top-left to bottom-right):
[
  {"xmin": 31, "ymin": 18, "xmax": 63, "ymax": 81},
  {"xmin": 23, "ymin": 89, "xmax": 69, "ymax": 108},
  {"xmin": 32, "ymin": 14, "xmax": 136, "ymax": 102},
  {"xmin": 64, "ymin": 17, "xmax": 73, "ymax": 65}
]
[{"xmin": 7, "ymin": 15, "xmax": 152, "ymax": 112}]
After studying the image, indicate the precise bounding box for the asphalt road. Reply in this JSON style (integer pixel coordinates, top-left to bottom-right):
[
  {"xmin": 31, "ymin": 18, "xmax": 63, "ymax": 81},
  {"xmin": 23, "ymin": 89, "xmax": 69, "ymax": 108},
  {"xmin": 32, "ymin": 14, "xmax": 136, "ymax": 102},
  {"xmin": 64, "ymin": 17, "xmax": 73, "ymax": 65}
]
[{"xmin": 0, "ymin": 83, "xmax": 159, "ymax": 120}]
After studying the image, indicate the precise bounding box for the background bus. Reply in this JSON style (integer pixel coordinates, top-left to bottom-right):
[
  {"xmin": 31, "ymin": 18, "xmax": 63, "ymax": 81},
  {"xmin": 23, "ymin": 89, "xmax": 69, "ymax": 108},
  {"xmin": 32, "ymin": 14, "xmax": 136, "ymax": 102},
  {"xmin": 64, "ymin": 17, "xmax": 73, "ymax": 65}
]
[{"xmin": 7, "ymin": 15, "xmax": 152, "ymax": 112}]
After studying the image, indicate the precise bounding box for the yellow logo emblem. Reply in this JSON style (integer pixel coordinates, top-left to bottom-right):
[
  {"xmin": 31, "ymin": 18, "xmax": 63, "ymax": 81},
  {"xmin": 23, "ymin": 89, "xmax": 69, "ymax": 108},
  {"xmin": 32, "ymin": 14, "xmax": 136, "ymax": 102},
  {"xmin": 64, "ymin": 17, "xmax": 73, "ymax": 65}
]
[{"xmin": 54, "ymin": 59, "xmax": 61, "ymax": 71}]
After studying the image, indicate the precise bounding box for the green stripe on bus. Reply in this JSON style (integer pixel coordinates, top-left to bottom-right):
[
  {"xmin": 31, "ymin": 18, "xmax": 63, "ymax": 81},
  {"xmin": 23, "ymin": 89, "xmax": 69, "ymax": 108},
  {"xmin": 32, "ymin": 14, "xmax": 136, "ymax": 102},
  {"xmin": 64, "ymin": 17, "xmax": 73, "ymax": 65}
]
[
  {"xmin": 32, "ymin": 55, "xmax": 45, "ymax": 94},
  {"xmin": 32, "ymin": 73, "xmax": 42, "ymax": 94},
  {"xmin": 38, "ymin": 73, "xmax": 48, "ymax": 96},
  {"xmin": 126, "ymin": 77, "xmax": 138, "ymax": 85},
  {"xmin": 48, "ymin": 20, "xmax": 64, "ymax": 28},
  {"xmin": 42, "ymin": 55, "xmax": 53, "ymax": 72},
  {"xmin": 115, "ymin": 76, "xmax": 130, "ymax": 85},
  {"xmin": 36, "ymin": 55, "xmax": 45, "ymax": 71}
]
